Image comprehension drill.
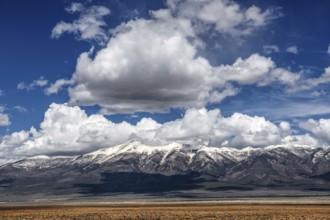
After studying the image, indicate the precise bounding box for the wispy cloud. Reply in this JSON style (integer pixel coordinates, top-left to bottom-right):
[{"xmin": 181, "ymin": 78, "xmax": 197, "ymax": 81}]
[
  {"xmin": 13, "ymin": 106, "xmax": 28, "ymax": 113},
  {"xmin": 44, "ymin": 79, "xmax": 74, "ymax": 95},
  {"xmin": 51, "ymin": 2, "xmax": 111, "ymax": 45},
  {"xmin": 263, "ymin": 44, "xmax": 280, "ymax": 54},
  {"xmin": 17, "ymin": 76, "xmax": 48, "ymax": 91},
  {"xmin": 311, "ymin": 90, "xmax": 326, "ymax": 97},
  {"xmin": 286, "ymin": 45, "xmax": 299, "ymax": 54},
  {"xmin": 294, "ymin": 67, "xmax": 330, "ymax": 91},
  {"xmin": 168, "ymin": 0, "xmax": 282, "ymax": 37},
  {"xmin": 245, "ymin": 102, "xmax": 330, "ymax": 120}
]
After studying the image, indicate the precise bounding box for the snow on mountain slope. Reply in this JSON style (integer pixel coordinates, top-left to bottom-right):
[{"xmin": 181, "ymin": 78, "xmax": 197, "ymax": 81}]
[{"xmin": 0, "ymin": 140, "xmax": 329, "ymax": 183}]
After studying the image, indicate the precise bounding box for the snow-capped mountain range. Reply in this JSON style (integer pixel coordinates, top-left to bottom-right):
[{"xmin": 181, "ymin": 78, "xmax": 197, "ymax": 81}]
[{"xmin": 0, "ymin": 141, "xmax": 329, "ymax": 196}]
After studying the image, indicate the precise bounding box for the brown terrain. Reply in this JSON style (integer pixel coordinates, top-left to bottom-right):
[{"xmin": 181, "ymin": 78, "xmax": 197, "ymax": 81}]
[{"xmin": 0, "ymin": 204, "xmax": 329, "ymax": 220}]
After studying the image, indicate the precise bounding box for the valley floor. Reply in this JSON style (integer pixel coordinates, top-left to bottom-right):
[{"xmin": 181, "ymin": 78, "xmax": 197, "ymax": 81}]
[{"xmin": 0, "ymin": 203, "xmax": 329, "ymax": 220}]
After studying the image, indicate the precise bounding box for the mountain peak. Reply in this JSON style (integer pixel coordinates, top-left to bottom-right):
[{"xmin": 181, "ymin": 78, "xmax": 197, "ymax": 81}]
[{"xmin": 0, "ymin": 142, "xmax": 329, "ymax": 196}]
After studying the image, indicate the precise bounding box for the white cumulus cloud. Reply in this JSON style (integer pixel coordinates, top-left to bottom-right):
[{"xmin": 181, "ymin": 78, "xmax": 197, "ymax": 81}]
[
  {"xmin": 68, "ymin": 41, "xmax": 294, "ymax": 114},
  {"xmin": 0, "ymin": 106, "xmax": 10, "ymax": 126},
  {"xmin": 65, "ymin": 13, "xmax": 297, "ymax": 114},
  {"xmin": 217, "ymin": 54, "xmax": 275, "ymax": 85},
  {"xmin": 157, "ymin": 108, "xmax": 287, "ymax": 147},
  {"xmin": 0, "ymin": 114, "xmax": 10, "ymax": 126},
  {"xmin": 0, "ymin": 103, "xmax": 311, "ymax": 162},
  {"xmin": 300, "ymin": 118, "xmax": 330, "ymax": 144},
  {"xmin": 47, "ymin": 1, "xmax": 292, "ymax": 114},
  {"xmin": 68, "ymin": 16, "xmax": 213, "ymax": 113},
  {"xmin": 281, "ymin": 134, "xmax": 319, "ymax": 148}
]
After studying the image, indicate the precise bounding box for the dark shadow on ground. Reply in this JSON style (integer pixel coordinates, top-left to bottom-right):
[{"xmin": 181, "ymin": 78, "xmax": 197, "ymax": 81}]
[
  {"xmin": 74, "ymin": 172, "xmax": 205, "ymax": 194},
  {"xmin": 208, "ymin": 186, "xmax": 253, "ymax": 191}
]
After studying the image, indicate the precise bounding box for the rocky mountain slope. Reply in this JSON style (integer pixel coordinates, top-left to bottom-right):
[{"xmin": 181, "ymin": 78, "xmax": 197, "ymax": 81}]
[{"xmin": 0, "ymin": 141, "xmax": 329, "ymax": 196}]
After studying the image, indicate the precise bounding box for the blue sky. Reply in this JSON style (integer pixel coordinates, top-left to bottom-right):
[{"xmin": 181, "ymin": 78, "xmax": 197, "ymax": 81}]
[{"xmin": 0, "ymin": 0, "xmax": 330, "ymax": 162}]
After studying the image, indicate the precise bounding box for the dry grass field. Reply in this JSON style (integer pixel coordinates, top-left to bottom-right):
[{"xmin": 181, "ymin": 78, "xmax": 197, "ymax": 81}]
[{"xmin": 0, "ymin": 204, "xmax": 329, "ymax": 220}]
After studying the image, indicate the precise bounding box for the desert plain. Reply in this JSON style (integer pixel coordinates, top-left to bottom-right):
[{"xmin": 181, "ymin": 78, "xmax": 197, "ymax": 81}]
[{"xmin": 0, "ymin": 203, "xmax": 329, "ymax": 220}]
